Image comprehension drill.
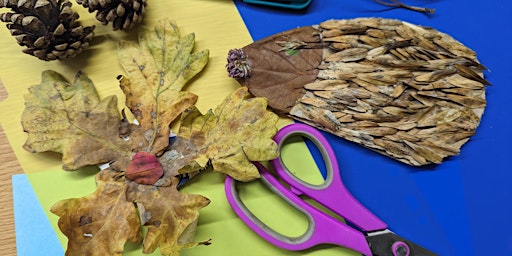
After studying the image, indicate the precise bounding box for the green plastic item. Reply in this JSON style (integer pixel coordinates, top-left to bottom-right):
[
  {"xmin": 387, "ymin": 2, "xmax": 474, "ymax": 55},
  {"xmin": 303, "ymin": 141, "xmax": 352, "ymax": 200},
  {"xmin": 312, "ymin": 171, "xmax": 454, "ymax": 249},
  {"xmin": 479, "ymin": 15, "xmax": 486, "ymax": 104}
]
[{"xmin": 243, "ymin": 0, "xmax": 312, "ymax": 9}]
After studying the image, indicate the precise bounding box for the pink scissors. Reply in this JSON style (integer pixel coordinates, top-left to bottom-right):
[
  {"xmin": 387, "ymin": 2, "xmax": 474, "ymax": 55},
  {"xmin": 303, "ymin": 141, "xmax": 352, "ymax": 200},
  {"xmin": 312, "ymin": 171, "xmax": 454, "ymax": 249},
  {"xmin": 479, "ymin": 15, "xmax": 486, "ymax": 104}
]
[{"xmin": 225, "ymin": 123, "xmax": 436, "ymax": 256}]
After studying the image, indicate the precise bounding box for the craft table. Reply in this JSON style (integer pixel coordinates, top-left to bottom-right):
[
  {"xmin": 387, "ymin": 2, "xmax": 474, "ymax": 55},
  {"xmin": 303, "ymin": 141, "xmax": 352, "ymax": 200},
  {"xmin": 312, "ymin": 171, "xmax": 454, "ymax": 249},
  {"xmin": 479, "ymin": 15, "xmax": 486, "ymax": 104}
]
[
  {"xmin": 0, "ymin": 83, "xmax": 22, "ymax": 255},
  {"xmin": 1, "ymin": 1, "xmax": 512, "ymax": 255}
]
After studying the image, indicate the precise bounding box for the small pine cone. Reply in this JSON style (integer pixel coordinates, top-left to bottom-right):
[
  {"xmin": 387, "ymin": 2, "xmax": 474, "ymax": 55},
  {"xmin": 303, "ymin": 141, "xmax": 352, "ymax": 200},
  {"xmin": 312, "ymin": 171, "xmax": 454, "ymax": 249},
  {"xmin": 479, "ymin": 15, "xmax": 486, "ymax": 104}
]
[
  {"xmin": 76, "ymin": 0, "xmax": 147, "ymax": 31},
  {"xmin": 0, "ymin": 0, "xmax": 95, "ymax": 61}
]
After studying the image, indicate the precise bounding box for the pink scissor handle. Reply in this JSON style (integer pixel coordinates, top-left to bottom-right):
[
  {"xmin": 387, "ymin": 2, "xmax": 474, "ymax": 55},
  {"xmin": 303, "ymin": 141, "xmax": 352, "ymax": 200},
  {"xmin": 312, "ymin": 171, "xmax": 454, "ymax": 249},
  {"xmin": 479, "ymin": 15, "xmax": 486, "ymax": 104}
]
[
  {"xmin": 272, "ymin": 123, "xmax": 387, "ymax": 232},
  {"xmin": 224, "ymin": 162, "xmax": 373, "ymax": 255}
]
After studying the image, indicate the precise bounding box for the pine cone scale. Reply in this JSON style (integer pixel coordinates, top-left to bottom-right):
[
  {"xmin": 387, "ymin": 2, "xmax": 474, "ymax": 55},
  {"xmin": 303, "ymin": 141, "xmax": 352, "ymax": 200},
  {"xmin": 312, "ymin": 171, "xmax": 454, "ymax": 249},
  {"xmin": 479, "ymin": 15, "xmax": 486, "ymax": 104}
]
[
  {"xmin": 34, "ymin": 0, "xmax": 51, "ymax": 15},
  {"xmin": 53, "ymin": 22, "xmax": 65, "ymax": 35},
  {"xmin": 33, "ymin": 36, "xmax": 45, "ymax": 47}
]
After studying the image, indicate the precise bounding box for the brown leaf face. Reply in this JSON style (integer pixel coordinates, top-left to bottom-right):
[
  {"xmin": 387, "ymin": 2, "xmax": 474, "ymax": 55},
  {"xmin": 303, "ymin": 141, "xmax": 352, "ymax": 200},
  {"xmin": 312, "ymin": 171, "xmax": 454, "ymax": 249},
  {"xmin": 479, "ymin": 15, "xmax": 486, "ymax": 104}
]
[
  {"xmin": 230, "ymin": 18, "xmax": 489, "ymax": 166},
  {"xmin": 228, "ymin": 26, "xmax": 323, "ymax": 115},
  {"xmin": 50, "ymin": 170, "xmax": 142, "ymax": 256},
  {"xmin": 125, "ymin": 181, "xmax": 210, "ymax": 255}
]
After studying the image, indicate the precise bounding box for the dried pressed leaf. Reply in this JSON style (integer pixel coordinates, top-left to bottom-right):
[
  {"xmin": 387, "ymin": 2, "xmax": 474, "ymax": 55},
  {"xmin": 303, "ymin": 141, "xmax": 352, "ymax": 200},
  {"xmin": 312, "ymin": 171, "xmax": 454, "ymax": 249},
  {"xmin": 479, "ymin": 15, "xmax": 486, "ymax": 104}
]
[
  {"xmin": 232, "ymin": 25, "xmax": 323, "ymax": 114},
  {"xmin": 50, "ymin": 170, "xmax": 142, "ymax": 256},
  {"xmin": 228, "ymin": 18, "xmax": 489, "ymax": 166},
  {"xmin": 125, "ymin": 181, "xmax": 210, "ymax": 255},
  {"xmin": 118, "ymin": 19, "xmax": 209, "ymax": 154},
  {"xmin": 126, "ymin": 152, "xmax": 164, "ymax": 185},
  {"xmin": 21, "ymin": 70, "xmax": 133, "ymax": 171},
  {"xmin": 177, "ymin": 87, "xmax": 279, "ymax": 181}
]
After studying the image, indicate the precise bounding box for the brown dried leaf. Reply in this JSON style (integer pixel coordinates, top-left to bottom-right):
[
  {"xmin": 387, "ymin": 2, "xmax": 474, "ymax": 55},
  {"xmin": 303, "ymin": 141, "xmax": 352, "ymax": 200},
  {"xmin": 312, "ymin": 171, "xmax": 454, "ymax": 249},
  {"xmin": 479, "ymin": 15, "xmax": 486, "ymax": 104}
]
[
  {"xmin": 125, "ymin": 181, "xmax": 210, "ymax": 255},
  {"xmin": 234, "ymin": 26, "xmax": 323, "ymax": 114},
  {"xmin": 25, "ymin": 20, "xmax": 218, "ymax": 256},
  {"xmin": 50, "ymin": 170, "xmax": 142, "ymax": 256}
]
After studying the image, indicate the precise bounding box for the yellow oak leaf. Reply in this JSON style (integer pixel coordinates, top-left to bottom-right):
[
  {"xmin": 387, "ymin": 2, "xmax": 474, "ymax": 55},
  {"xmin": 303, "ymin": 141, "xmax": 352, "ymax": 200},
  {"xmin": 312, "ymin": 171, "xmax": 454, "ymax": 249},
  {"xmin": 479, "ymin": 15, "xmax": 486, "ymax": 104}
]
[
  {"xmin": 21, "ymin": 70, "xmax": 132, "ymax": 170},
  {"xmin": 125, "ymin": 181, "xmax": 210, "ymax": 256},
  {"xmin": 177, "ymin": 87, "xmax": 279, "ymax": 181},
  {"xmin": 117, "ymin": 19, "xmax": 209, "ymax": 154},
  {"xmin": 50, "ymin": 170, "xmax": 142, "ymax": 256}
]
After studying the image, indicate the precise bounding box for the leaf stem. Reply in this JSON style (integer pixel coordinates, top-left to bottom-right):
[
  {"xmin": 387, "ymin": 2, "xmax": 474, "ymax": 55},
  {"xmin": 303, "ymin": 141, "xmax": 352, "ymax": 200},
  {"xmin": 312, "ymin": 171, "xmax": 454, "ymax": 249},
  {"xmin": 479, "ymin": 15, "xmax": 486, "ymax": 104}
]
[
  {"xmin": 146, "ymin": 26, "xmax": 168, "ymax": 152},
  {"xmin": 375, "ymin": 0, "xmax": 435, "ymax": 14}
]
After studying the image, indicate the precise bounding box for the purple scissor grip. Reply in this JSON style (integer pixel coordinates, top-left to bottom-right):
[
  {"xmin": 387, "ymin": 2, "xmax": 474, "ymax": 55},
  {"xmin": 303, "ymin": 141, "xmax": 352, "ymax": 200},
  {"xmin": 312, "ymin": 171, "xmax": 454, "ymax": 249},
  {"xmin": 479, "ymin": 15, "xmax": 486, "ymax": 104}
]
[
  {"xmin": 272, "ymin": 123, "xmax": 387, "ymax": 232},
  {"xmin": 224, "ymin": 163, "xmax": 373, "ymax": 255}
]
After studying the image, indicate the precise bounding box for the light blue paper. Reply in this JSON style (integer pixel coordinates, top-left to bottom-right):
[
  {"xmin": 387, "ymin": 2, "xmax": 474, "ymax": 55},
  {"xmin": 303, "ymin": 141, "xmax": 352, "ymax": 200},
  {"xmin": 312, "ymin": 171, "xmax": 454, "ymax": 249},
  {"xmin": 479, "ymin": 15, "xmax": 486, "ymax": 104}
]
[{"xmin": 12, "ymin": 174, "xmax": 64, "ymax": 256}]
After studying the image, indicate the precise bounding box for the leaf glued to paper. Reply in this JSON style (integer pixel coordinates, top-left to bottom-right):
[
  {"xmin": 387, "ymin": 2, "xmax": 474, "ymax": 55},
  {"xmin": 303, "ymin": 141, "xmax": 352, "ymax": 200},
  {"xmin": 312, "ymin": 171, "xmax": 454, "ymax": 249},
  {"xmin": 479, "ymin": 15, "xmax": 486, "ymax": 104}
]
[
  {"xmin": 118, "ymin": 19, "xmax": 209, "ymax": 154},
  {"xmin": 22, "ymin": 70, "xmax": 133, "ymax": 171},
  {"xmin": 50, "ymin": 170, "xmax": 142, "ymax": 256},
  {"xmin": 231, "ymin": 26, "xmax": 323, "ymax": 115},
  {"xmin": 177, "ymin": 87, "xmax": 279, "ymax": 181},
  {"xmin": 125, "ymin": 181, "xmax": 211, "ymax": 255}
]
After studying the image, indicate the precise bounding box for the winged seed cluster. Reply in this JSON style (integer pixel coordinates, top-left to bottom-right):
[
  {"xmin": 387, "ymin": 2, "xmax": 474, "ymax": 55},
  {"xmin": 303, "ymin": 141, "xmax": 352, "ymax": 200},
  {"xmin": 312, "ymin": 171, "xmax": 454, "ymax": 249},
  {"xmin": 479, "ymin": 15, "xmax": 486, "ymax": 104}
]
[{"xmin": 289, "ymin": 18, "xmax": 488, "ymax": 166}]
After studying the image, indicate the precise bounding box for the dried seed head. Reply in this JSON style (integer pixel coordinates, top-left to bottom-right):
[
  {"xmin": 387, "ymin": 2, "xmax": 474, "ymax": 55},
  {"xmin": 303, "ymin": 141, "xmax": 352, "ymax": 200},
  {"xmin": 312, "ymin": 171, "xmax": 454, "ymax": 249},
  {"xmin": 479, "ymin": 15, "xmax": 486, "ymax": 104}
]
[{"xmin": 226, "ymin": 48, "xmax": 251, "ymax": 79}]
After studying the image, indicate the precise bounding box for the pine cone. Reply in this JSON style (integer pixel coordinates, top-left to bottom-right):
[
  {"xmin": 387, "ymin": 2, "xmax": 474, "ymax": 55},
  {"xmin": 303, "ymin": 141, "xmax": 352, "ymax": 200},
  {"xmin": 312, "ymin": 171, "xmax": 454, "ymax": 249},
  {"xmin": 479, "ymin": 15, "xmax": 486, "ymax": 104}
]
[
  {"xmin": 0, "ymin": 0, "xmax": 95, "ymax": 61},
  {"xmin": 76, "ymin": 0, "xmax": 147, "ymax": 31}
]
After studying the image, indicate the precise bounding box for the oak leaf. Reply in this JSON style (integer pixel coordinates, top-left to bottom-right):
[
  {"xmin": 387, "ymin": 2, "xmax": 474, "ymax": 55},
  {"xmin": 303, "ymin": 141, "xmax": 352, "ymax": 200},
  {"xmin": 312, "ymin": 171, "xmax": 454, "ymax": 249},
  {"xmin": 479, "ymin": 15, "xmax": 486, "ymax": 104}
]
[
  {"xmin": 118, "ymin": 19, "xmax": 209, "ymax": 154},
  {"xmin": 21, "ymin": 70, "xmax": 132, "ymax": 171},
  {"xmin": 176, "ymin": 87, "xmax": 279, "ymax": 181},
  {"xmin": 50, "ymin": 170, "xmax": 142, "ymax": 256},
  {"xmin": 125, "ymin": 181, "xmax": 211, "ymax": 255}
]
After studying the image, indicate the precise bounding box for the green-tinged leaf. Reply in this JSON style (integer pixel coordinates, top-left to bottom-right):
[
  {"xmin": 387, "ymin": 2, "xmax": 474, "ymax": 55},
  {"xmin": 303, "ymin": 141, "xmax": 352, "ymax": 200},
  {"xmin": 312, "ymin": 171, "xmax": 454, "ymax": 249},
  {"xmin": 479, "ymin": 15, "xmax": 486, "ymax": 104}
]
[
  {"xmin": 21, "ymin": 70, "xmax": 132, "ymax": 170},
  {"xmin": 177, "ymin": 87, "xmax": 279, "ymax": 181},
  {"xmin": 50, "ymin": 170, "xmax": 142, "ymax": 256},
  {"xmin": 117, "ymin": 19, "xmax": 209, "ymax": 154}
]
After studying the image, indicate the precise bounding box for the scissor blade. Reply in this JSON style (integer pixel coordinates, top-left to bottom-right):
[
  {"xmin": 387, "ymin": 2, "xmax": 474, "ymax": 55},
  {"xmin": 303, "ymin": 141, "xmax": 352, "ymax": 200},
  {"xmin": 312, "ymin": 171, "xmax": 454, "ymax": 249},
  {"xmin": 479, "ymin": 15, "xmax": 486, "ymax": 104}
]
[{"xmin": 366, "ymin": 230, "xmax": 437, "ymax": 256}]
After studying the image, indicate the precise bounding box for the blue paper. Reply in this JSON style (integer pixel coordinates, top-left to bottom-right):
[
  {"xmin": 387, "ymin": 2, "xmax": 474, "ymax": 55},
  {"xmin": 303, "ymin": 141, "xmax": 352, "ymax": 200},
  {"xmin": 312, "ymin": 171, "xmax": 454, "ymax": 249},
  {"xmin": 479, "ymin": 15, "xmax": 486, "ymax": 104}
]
[
  {"xmin": 12, "ymin": 174, "xmax": 64, "ymax": 256},
  {"xmin": 234, "ymin": 0, "xmax": 512, "ymax": 255}
]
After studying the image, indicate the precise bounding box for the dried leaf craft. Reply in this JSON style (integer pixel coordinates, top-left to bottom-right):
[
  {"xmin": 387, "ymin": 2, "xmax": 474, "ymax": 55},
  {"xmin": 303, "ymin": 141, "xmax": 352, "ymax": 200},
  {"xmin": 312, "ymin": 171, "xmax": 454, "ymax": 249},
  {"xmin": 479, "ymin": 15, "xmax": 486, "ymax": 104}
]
[
  {"xmin": 21, "ymin": 19, "xmax": 279, "ymax": 255},
  {"xmin": 228, "ymin": 18, "xmax": 489, "ymax": 166}
]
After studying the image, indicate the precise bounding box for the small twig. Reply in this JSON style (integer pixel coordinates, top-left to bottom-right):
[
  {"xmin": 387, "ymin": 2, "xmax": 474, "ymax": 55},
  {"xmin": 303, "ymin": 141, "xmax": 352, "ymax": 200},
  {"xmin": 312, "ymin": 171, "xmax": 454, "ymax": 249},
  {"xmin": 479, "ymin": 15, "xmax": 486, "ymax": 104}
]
[{"xmin": 375, "ymin": 0, "xmax": 435, "ymax": 14}]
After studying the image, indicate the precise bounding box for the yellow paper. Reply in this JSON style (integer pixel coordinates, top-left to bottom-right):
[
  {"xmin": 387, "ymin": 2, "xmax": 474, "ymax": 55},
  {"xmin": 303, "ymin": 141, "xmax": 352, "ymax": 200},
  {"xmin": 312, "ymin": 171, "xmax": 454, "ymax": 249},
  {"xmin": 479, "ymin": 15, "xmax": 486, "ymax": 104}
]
[
  {"xmin": 0, "ymin": 0, "xmax": 251, "ymax": 173},
  {"xmin": 1, "ymin": 1, "xmax": 358, "ymax": 255}
]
